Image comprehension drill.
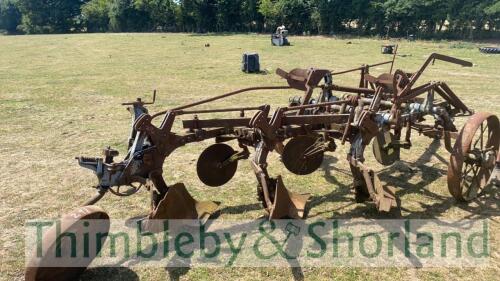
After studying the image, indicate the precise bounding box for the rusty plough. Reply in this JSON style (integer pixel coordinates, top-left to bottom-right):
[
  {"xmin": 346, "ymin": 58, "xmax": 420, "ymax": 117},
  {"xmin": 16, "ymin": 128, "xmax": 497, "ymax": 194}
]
[{"xmin": 26, "ymin": 52, "xmax": 499, "ymax": 280}]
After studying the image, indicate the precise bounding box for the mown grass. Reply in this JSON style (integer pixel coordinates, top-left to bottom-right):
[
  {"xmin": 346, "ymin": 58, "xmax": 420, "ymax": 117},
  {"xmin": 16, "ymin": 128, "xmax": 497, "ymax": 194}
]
[{"xmin": 0, "ymin": 33, "xmax": 499, "ymax": 281}]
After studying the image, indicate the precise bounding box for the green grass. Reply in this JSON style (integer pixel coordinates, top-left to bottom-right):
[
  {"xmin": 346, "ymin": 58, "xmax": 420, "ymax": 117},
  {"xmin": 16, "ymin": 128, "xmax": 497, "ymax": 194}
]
[{"xmin": 0, "ymin": 33, "xmax": 499, "ymax": 281}]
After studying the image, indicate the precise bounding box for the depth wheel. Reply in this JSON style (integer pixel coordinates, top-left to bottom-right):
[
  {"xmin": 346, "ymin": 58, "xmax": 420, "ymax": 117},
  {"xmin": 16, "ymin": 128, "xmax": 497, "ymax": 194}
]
[
  {"xmin": 25, "ymin": 206, "xmax": 110, "ymax": 281},
  {"xmin": 448, "ymin": 112, "xmax": 500, "ymax": 201}
]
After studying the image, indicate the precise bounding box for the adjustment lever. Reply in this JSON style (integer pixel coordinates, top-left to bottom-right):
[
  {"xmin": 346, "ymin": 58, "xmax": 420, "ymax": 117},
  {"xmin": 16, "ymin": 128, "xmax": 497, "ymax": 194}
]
[{"xmin": 121, "ymin": 90, "xmax": 157, "ymax": 106}]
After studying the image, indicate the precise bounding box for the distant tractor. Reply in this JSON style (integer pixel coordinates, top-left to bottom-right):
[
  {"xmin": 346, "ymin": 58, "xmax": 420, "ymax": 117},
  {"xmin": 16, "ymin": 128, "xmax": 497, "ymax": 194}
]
[
  {"xmin": 271, "ymin": 25, "xmax": 290, "ymax": 46},
  {"xmin": 381, "ymin": 44, "xmax": 396, "ymax": 54}
]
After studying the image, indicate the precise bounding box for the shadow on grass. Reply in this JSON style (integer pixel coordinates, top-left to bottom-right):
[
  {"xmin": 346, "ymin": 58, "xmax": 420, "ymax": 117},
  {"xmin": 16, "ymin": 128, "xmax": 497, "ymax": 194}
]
[
  {"xmin": 218, "ymin": 203, "xmax": 263, "ymax": 215},
  {"xmin": 80, "ymin": 267, "xmax": 139, "ymax": 281},
  {"xmin": 305, "ymin": 154, "xmax": 355, "ymax": 218},
  {"xmin": 196, "ymin": 138, "xmax": 497, "ymax": 221},
  {"xmin": 376, "ymin": 138, "xmax": 498, "ymax": 220},
  {"xmin": 299, "ymin": 139, "xmax": 499, "ymax": 267},
  {"xmin": 165, "ymin": 260, "xmax": 192, "ymax": 281},
  {"xmin": 307, "ymin": 138, "xmax": 498, "ymax": 220}
]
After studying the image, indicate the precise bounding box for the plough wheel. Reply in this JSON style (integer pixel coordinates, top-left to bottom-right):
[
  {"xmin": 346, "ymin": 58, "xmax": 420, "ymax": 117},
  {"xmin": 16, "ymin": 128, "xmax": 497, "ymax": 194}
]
[
  {"xmin": 448, "ymin": 112, "xmax": 500, "ymax": 201},
  {"xmin": 25, "ymin": 206, "xmax": 110, "ymax": 281}
]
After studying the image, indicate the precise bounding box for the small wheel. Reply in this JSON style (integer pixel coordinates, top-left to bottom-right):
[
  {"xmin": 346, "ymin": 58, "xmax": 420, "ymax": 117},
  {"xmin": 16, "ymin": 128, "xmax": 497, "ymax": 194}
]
[{"xmin": 448, "ymin": 112, "xmax": 500, "ymax": 201}]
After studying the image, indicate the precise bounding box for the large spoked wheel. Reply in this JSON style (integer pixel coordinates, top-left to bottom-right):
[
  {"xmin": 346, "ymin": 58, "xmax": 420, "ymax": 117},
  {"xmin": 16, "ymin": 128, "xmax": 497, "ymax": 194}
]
[{"xmin": 448, "ymin": 112, "xmax": 500, "ymax": 202}]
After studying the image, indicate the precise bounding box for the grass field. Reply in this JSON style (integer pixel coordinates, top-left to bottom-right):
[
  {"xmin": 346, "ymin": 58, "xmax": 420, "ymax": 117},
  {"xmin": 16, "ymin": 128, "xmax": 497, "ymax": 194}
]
[{"xmin": 0, "ymin": 33, "xmax": 499, "ymax": 281}]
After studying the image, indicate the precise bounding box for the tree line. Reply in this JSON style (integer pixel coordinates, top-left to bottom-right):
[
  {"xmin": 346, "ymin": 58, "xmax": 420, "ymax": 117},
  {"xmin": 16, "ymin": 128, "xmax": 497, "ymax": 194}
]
[{"xmin": 0, "ymin": 0, "xmax": 499, "ymax": 39}]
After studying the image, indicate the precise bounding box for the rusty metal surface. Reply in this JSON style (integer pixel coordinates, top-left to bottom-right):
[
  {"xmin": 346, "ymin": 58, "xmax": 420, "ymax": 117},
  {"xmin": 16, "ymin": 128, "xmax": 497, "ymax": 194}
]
[
  {"xmin": 30, "ymin": 50, "xmax": 499, "ymax": 278},
  {"xmin": 72, "ymin": 51, "xmax": 487, "ymax": 218},
  {"xmin": 269, "ymin": 176, "xmax": 310, "ymax": 219},
  {"xmin": 448, "ymin": 113, "xmax": 500, "ymax": 201},
  {"xmin": 372, "ymin": 131, "xmax": 400, "ymax": 166},
  {"xmin": 25, "ymin": 206, "xmax": 110, "ymax": 281},
  {"xmin": 147, "ymin": 183, "xmax": 220, "ymax": 223},
  {"xmin": 282, "ymin": 136, "xmax": 325, "ymax": 175},
  {"xmin": 197, "ymin": 143, "xmax": 239, "ymax": 187}
]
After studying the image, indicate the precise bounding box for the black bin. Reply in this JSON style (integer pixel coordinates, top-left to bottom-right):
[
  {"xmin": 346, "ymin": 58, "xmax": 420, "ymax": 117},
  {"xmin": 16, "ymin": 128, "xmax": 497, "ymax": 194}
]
[{"xmin": 242, "ymin": 53, "xmax": 260, "ymax": 73}]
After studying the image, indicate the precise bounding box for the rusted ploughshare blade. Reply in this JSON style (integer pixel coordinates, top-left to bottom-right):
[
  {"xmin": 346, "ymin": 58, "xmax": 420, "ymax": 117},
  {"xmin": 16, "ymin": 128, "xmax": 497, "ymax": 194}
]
[
  {"xmin": 369, "ymin": 171, "xmax": 397, "ymax": 212},
  {"xmin": 350, "ymin": 156, "xmax": 397, "ymax": 212},
  {"xmin": 147, "ymin": 183, "xmax": 219, "ymax": 224},
  {"xmin": 251, "ymin": 161, "xmax": 310, "ymax": 219},
  {"xmin": 270, "ymin": 176, "xmax": 310, "ymax": 219}
]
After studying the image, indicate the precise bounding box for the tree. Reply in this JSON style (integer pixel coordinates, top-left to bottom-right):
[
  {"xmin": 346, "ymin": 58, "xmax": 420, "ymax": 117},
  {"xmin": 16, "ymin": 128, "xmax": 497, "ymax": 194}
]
[
  {"xmin": 216, "ymin": 0, "xmax": 242, "ymax": 31},
  {"xmin": 241, "ymin": 0, "xmax": 262, "ymax": 31},
  {"xmin": 382, "ymin": 0, "xmax": 419, "ymax": 36},
  {"xmin": 108, "ymin": 0, "xmax": 150, "ymax": 31},
  {"xmin": 416, "ymin": 0, "xmax": 449, "ymax": 34},
  {"xmin": 312, "ymin": 0, "xmax": 352, "ymax": 35},
  {"xmin": 17, "ymin": 0, "xmax": 87, "ymax": 33},
  {"xmin": 81, "ymin": 0, "xmax": 110, "ymax": 32},
  {"xmin": 0, "ymin": 0, "xmax": 21, "ymax": 33},
  {"xmin": 259, "ymin": 0, "xmax": 280, "ymax": 31},
  {"xmin": 484, "ymin": 0, "xmax": 500, "ymax": 30},
  {"xmin": 134, "ymin": 0, "xmax": 177, "ymax": 31},
  {"xmin": 1, "ymin": 0, "xmax": 498, "ymax": 38},
  {"xmin": 178, "ymin": 0, "xmax": 197, "ymax": 32},
  {"xmin": 446, "ymin": 0, "xmax": 497, "ymax": 38},
  {"xmin": 197, "ymin": 0, "xmax": 217, "ymax": 32},
  {"xmin": 278, "ymin": 0, "xmax": 311, "ymax": 33}
]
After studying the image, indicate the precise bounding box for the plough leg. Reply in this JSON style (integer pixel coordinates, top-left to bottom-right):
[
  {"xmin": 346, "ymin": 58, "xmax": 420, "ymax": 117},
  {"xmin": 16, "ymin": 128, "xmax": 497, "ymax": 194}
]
[
  {"xmin": 348, "ymin": 134, "xmax": 398, "ymax": 212},
  {"xmin": 251, "ymin": 142, "xmax": 310, "ymax": 219}
]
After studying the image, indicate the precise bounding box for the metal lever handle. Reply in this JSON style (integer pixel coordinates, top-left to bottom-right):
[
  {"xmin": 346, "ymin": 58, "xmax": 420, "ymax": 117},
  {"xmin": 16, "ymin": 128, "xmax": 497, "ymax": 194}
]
[
  {"xmin": 121, "ymin": 90, "xmax": 157, "ymax": 106},
  {"xmin": 430, "ymin": 53, "xmax": 473, "ymax": 67}
]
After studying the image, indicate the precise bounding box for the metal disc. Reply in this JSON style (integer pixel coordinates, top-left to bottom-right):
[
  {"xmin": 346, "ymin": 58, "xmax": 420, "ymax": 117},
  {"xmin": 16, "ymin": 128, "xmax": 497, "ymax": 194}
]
[
  {"xmin": 372, "ymin": 131, "xmax": 400, "ymax": 166},
  {"xmin": 282, "ymin": 136, "xmax": 324, "ymax": 175},
  {"xmin": 448, "ymin": 112, "xmax": 500, "ymax": 202},
  {"xmin": 25, "ymin": 206, "xmax": 110, "ymax": 281},
  {"xmin": 197, "ymin": 143, "xmax": 238, "ymax": 187}
]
